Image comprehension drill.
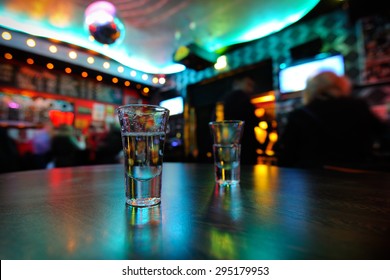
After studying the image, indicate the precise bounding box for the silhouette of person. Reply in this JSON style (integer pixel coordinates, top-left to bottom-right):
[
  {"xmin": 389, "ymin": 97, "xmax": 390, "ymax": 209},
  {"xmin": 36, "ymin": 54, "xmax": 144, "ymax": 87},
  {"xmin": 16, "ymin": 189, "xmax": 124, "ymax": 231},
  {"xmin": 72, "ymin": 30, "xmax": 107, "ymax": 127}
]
[
  {"xmin": 276, "ymin": 71, "xmax": 386, "ymax": 169},
  {"xmin": 222, "ymin": 76, "xmax": 260, "ymax": 165},
  {"xmin": 95, "ymin": 123, "xmax": 122, "ymax": 164},
  {"xmin": 51, "ymin": 125, "xmax": 86, "ymax": 167},
  {"xmin": 15, "ymin": 128, "xmax": 35, "ymax": 170},
  {"xmin": 32, "ymin": 121, "xmax": 53, "ymax": 169},
  {"xmin": 0, "ymin": 127, "xmax": 20, "ymax": 173}
]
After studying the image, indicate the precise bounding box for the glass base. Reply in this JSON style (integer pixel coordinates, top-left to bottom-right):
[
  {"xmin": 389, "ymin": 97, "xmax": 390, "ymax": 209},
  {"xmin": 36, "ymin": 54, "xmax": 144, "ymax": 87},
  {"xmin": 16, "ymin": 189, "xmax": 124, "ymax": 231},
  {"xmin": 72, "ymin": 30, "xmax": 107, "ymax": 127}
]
[
  {"xmin": 216, "ymin": 179, "xmax": 240, "ymax": 187},
  {"xmin": 126, "ymin": 197, "xmax": 161, "ymax": 207}
]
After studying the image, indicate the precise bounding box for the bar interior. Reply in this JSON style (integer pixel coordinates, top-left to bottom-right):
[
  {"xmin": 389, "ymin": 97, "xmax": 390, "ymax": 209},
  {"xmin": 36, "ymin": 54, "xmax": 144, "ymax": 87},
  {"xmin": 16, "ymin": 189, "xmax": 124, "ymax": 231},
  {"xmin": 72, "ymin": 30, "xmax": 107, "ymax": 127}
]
[{"xmin": 0, "ymin": 0, "xmax": 390, "ymax": 260}]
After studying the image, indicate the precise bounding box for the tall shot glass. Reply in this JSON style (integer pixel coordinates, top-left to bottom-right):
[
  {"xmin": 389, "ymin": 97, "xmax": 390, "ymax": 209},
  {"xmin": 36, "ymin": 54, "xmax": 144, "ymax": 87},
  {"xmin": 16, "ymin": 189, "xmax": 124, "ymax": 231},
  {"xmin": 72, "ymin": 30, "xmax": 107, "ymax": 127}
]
[
  {"xmin": 117, "ymin": 104, "xmax": 169, "ymax": 207},
  {"xmin": 209, "ymin": 120, "xmax": 244, "ymax": 186}
]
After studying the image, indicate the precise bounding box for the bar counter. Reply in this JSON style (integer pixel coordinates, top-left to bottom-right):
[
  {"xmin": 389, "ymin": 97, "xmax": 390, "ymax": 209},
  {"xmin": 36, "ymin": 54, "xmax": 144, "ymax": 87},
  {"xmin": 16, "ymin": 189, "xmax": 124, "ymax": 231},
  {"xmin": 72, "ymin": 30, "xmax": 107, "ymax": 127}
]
[{"xmin": 0, "ymin": 163, "xmax": 389, "ymax": 260}]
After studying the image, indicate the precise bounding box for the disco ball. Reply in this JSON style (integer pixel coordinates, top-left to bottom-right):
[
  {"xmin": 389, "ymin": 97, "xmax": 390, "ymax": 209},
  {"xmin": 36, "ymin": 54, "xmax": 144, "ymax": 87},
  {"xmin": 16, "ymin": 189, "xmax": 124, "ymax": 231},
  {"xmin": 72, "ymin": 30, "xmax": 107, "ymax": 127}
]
[
  {"xmin": 88, "ymin": 20, "xmax": 121, "ymax": 44},
  {"xmin": 85, "ymin": 1, "xmax": 124, "ymax": 45}
]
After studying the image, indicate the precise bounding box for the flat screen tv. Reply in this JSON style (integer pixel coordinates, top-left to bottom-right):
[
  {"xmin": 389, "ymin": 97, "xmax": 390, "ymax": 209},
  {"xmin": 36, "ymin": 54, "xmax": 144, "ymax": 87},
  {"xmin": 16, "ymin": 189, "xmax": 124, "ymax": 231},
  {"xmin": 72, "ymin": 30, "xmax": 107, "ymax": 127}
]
[
  {"xmin": 159, "ymin": 96, "xmax": 184, "ymax": 116},
  {"xmin": 278, "ymin": 54, "xmax": 345, "ymax": 94}
]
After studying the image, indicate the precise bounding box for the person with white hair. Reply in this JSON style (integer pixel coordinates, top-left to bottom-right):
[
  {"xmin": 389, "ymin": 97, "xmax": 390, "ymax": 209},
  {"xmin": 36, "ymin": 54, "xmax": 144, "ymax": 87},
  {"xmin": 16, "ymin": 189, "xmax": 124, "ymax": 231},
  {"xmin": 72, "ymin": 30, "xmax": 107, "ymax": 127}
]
[
  {"xmin": 276, "ymin": 71, "xmax": 386, "ymax": 170},
  {"xmin": 303, "ymin": 71, "xmax": 352, "ymax": 104}
]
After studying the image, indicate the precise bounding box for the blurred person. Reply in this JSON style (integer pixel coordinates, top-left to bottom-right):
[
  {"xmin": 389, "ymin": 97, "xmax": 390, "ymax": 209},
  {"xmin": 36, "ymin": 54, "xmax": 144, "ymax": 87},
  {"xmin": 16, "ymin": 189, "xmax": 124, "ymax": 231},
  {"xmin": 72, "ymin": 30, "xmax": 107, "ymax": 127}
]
[
  {"xmin": 276, "ymin": 71, "xmax": 386, "ymax": 169},
  {"xmin": 85, "ymin": 124, "xmax": 106, "ymax": 164},
  {"xmin": 0, "ymin": 127, "xmax": 19, "ymax": 173},
  {"xmin": 95, "ymin": 122, "xmax": 122, "ymax": 164},
  {"xmin": 15, "ymin": 128, "xmax": 35, "ymax": 170},
  {"xmin": 51, "ymin": 124, "xmax": 86, "ymax": 167},
  {"xmin": 221, "ymin": 76, "xmax": 260, "ymax": 164},
  {"xmin": 32, "ymin": 121, "xmax": 53, "ymax": 169}
]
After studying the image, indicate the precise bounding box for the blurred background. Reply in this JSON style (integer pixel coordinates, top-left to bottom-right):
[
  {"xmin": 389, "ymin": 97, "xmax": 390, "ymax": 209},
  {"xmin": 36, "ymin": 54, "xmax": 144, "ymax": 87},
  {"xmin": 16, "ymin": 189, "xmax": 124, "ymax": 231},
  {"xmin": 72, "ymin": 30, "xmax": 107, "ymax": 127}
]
[{"xmin": 0, "ymin": 0, "xmax": 389, "ymax": 172}]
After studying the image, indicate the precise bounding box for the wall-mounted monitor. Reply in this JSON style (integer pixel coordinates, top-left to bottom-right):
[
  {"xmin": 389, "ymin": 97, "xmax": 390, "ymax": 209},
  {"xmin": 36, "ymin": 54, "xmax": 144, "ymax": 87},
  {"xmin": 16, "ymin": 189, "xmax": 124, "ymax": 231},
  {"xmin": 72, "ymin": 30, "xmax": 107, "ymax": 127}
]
[
  {"xmin": 278, "ymin": 54, "xmax": 345, "ymax": 94},
  {"xmin": 159, "ymin": 96, "xmax": 184, "ymax": 115}
]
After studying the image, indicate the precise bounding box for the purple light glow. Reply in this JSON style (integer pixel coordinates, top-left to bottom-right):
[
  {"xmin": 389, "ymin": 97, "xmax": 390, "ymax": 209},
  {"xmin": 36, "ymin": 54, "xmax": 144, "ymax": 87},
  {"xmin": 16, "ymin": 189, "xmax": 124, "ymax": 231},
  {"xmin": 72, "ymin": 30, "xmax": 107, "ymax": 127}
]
[
  {"xmin": 8, "ymin": 102, "xmax": 20, "ymax": 109},
  {"xmin": 85, "ymin": 1, "xmax": 116, "ymax": 17}
]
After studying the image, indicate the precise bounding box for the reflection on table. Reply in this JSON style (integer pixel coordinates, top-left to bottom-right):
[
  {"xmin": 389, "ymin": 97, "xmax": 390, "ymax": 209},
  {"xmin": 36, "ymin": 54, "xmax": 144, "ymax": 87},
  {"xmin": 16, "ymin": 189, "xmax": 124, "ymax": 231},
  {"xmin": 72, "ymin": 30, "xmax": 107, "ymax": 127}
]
[{"xmin": 0, "ymin": 163, "xmax": 389, "ymax": 260}]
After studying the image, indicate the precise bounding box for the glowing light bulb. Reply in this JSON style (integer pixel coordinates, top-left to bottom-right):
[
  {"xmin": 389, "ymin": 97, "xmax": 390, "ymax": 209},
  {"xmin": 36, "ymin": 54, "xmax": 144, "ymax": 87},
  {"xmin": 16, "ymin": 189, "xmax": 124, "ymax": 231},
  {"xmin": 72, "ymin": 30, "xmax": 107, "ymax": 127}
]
[
  {"xmin": 159, "ymin": 77, "xmax": 166, "ymax": 84},
  {"xmin": 49, "ymin": 45, "xmax": 58, "ymax": 53},
  {"xmin": 2, "ymin": 31, "xmax": 12, "ymax": 40},
  {"xmin": 69, "ymin": 51, "xmax": 77, "ymax": 59},
  {"xmin": 26, "ymin": 39, "xmax": 36, "ymax": 47},
  {"xmin": 87, "ymin": 57, "xmax": 95, "ymax": 64}
]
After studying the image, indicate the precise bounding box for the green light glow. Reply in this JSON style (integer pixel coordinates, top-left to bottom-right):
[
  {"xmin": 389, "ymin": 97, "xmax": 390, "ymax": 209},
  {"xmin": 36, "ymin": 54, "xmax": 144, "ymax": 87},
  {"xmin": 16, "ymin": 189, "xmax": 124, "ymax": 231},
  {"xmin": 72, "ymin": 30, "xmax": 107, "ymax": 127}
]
[
  {"xmin": 202, "ymin": 1, "xmax": 320, "ymax": 52},
  {"xmin": 240, "ymin": 11, "xmax": 306, "ymax": 42},
  {"xmin": 0, "ymin": 0, "xmax": 319, "ymax": 73},
  {"xmin": 210, "ymin": 228, "xmax": 237, "ymax": 259}
]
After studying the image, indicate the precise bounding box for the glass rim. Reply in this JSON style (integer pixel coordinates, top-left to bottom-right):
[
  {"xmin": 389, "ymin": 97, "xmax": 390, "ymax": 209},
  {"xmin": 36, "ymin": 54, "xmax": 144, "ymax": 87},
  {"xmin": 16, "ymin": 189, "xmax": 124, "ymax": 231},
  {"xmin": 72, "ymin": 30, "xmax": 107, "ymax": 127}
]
[{"xmin": 117, "ymin": 104, "xmax": 169, "ymax": 112}]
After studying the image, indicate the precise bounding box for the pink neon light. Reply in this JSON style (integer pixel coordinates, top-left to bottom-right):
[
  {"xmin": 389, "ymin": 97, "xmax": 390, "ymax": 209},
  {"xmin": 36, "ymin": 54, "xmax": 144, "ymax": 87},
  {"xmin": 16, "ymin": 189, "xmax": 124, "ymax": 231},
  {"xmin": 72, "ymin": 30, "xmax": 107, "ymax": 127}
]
[{"xmin": 85, "ymin": 1, "xmax": 116, "ymax": 17}]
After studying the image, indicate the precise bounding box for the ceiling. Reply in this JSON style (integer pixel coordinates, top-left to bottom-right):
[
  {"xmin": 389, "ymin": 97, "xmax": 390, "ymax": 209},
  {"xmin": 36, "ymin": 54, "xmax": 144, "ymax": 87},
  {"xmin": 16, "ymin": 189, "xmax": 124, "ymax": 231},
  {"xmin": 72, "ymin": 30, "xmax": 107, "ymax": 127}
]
[{"xmin": 0, "ymin": 0, "xmax": 322, "ymax": 74}]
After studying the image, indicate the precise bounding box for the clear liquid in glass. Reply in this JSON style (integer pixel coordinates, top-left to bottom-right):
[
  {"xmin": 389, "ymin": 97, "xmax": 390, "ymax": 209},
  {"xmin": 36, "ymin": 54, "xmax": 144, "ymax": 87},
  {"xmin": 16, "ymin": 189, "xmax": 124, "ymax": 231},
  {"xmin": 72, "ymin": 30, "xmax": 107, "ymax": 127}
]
[
  {"xmin": 122, "ymin": 132, "xmax": 165, "ymax": 206},
  {"xmin": 213, "ymin": 144, "xmax": 241, "ymax": 185}
]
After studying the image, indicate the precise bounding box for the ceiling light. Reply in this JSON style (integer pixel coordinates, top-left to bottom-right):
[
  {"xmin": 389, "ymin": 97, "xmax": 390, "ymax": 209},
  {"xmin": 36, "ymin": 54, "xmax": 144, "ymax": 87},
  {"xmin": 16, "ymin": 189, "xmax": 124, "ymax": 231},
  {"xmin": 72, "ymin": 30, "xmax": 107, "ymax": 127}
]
[
  {"xmin": 69, "ymin": 51, "xmax": 77, "ymax": 59},
  {"xmin": 117, "ymin": 66, "xmax": 124, "ymax": 73},
  {"xmin": 142, "ymin": 74, "xmax": 148, "ymax": 80},
  {"xmin": 26, "ymin": 39, "xmax": 36, "ymax": 47},
  {"xmin": 1, "ymin": 31, "xmax": 12, "ymax": 40},
  {"xmin": 26, "ymin": 58, "xmax": 34, "ymax": 65},
  {"xmin": 103, "ymin": 62, "xmax": 110, "ymax": 69},
  {"xmin": 87, "ymin": 57, "xmax": 95, "ymax": 64},
  {"xmin": 152, "ymin": 77, "xmax": 159, "ymax": 84},
  {"xmin": 65, "ymin": 67, "xmax": 72, "ymax": 74},
  {"xmin": 158, "ymin": 77, "xmax": 166, "ymax": 85},
  {"xmin": 96, "ymin": 75, "xmax": 103, "ymax": 81},
  {"xmin": 124, "ymin": 81, "xmax": 130, "ymax": 86},
  {"xmin": 4, "ymin": 53, "xmax": 12, "ymax": 60},
  {"xmin": 49, "ymin": 45, "xmax": 58, "ymax": 53},
  {"xmin": 130, "ymin": 70, "xmax": 136, "ymax": 77},
  {"xmin": 112, "ymin": 77, "xmax": 118, "ymax": 83},
  {"xmin": 214, "ymin": 55, "xmax": 227, "ymax": 70},
  {"xmin": 47, "ymin": 63, "xmax": 54, "ymax": 69},
  {"xmin": 82, "ymin": 72, "xmax": 88, "ymax": 78}
]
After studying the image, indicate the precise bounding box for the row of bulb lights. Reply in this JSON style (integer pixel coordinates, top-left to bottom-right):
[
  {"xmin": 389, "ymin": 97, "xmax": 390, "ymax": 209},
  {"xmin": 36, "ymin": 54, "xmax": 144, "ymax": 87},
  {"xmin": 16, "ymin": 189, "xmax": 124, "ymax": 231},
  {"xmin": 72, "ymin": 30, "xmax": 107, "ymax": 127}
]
[{"xmin": 1, "ymin": 31, "xmax": 166, "ymax": 95}]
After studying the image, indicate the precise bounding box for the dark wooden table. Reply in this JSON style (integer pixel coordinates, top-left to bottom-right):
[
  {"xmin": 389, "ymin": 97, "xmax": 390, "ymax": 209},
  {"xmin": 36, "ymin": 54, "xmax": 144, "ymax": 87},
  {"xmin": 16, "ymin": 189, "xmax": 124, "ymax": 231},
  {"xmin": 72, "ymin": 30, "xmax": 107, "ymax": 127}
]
[{"xmin": 0, "ymin": 163, "xmax": 389, "ymax": 260}]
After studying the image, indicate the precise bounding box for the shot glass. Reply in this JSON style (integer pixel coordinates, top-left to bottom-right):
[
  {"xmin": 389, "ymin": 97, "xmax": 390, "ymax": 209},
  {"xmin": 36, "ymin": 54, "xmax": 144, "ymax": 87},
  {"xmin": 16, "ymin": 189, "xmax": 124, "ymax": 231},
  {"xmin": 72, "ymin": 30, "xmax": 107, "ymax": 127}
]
[
  {"xmin": 117, "ymin": 104, "xmax": 169, "ymax": 207},
  {"xmin": 209, "ymin": 120, "xmax": 244, "ymax": 186}
]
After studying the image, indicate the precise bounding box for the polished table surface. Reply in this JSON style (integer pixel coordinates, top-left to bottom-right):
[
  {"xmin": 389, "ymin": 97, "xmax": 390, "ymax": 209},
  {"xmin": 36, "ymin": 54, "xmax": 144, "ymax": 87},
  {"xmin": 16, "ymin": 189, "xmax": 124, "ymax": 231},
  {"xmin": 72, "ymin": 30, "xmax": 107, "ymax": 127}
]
[{"xmin": 0, "ymin": 163, "xmax": 389, "ymax": 260}]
